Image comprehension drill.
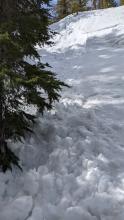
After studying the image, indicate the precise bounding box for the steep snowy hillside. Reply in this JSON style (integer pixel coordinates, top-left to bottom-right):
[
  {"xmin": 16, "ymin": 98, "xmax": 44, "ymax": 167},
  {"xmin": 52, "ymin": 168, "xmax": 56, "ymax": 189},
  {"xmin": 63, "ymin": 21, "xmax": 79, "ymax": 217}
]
[
  {"xmin": 44, "ymin": 6, "xmax": 124, "ymax": 52},
  {"xmin": 1, "ymin": 6, "xmax": 124, "ymax": 220}
]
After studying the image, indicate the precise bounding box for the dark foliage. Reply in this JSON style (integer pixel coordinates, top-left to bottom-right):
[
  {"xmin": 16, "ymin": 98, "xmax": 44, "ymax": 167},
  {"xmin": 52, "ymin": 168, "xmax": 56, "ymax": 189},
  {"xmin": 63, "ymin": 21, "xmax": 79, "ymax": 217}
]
[{"xmin": 0, "ymin": 0, "xmax": 67, "ymax": 172}]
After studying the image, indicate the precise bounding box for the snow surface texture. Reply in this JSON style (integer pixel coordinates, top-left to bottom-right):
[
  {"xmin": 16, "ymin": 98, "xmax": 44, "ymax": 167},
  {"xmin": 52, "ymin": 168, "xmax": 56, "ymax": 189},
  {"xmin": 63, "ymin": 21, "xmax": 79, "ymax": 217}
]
[{"xmin": 1, "ymin": 6, "xmax": 124, "ymax": 220}]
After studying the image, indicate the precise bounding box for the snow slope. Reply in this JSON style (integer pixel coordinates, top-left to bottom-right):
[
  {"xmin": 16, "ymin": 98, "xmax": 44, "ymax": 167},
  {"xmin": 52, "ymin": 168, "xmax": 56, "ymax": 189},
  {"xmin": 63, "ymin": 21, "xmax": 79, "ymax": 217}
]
[
  {"xmin": 1, "ymin": 6, "xmax": 124, "ymax": 220},
  {"xmin": 44, "ymin": 6, "xmax": 124, "ymax": 52}
]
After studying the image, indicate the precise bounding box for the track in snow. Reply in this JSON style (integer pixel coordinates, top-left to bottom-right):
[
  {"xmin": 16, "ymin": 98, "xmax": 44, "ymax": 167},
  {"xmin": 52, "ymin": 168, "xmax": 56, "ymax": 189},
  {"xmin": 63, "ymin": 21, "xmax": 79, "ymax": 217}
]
[{"xmin": 1, "ymin": 6, "xmax": 124, "ymax": 220}]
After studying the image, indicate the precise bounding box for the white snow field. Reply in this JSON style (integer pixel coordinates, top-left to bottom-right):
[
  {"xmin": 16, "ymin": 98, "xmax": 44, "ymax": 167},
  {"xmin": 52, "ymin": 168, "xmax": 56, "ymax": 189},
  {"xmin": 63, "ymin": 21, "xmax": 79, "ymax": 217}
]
[{"xmin": 1, "ymin": 6, "xmax": 124, "ymax": 220}]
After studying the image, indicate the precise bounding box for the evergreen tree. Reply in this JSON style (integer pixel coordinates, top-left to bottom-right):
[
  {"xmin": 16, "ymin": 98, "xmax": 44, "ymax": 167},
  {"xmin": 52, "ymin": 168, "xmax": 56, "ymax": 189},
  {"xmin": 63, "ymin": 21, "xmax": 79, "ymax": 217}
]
[
  {"xmin": 98, "ymin": 0, "xmax": 117, "ymax": 8},
  {"xmin": 108, "ymin": 0, "xmax": 117, "ymax": 7},
  {"xmin": 56, "ymin": 0, "xmax": 87, "ymax": 19},
  {"xmin": 71, "ymin": 1, "xmax": 80, "ymax": 14},
  {"xmin": 121, "ymin": 0, "xmax": 124, "ymax": 5},
  {"xmin": 0, "ymin": 0, "xmax": 67, "ymax": 172},
  {"xmin": 56, "ymin": 0, "xmax": 70, "ymax": 19},
  {"xmin": 93, "ymin": 0, "xmax": 97, "ymax": 9},
  {"xmin": 78, "ymin": 0, "xmax": 87, "ymax": 11},
  {"xmin": 98, "ymin": 0, "xmax": 104, "ymax": 9},
  {"xmin": 71, "ymin": 0, "xmax": 87, "ymax": 14}
]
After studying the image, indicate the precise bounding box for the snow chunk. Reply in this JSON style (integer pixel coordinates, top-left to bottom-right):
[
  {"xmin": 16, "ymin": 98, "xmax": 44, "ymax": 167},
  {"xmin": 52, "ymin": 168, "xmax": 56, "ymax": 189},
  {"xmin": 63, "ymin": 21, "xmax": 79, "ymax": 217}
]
[
  {"xmin": 0, "ymin": 196, "xmax": 33, "ymax": 220},
  {"xmin": 64, "ymin": 206, "xmax": 97, "ymax": 220}
]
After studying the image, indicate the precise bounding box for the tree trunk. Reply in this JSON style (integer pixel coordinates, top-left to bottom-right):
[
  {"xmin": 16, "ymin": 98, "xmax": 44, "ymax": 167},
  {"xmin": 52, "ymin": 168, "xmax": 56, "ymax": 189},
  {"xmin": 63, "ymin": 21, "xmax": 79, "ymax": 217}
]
[{"xmin": 93, "ymin": 0, "xmax": 97, "ymax": 9}]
